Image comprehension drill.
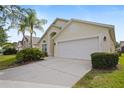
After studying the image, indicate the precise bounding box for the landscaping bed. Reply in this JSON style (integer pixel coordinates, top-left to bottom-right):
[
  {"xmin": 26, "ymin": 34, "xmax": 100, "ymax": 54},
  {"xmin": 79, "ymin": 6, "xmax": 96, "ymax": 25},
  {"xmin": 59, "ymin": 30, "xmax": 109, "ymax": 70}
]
[
  {"xmin": 0, "ymin": 48, "xmax": 46, "ymax": 70},
  {"xmin": 73, "ymin": 54, "xmax": 124, "ymax": 88},
  {"xmin": 0, "ymin": 55, "xmax": 44, "ymax": 70}
]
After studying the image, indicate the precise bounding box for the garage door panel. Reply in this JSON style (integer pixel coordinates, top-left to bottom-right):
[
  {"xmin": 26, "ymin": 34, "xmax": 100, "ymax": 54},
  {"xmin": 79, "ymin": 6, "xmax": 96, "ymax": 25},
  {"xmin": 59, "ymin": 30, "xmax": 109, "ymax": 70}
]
[{"xmin": 57, "ymin": 37, "xmax": 99, "ymax": 60}]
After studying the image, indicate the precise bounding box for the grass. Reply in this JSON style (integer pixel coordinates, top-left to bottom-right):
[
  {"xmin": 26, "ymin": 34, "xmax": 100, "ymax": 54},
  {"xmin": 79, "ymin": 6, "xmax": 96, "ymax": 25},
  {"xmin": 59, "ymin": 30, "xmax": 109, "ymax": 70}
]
[
  {"xmin": 73, "ymin": 54, "xmax": 124, "ymax": 88},
  {"xmin": 0, "ymin": 55, "xmax": 16, "ymax": 70},
  {"xmin": 0, "ymin": 54, "xmax": 43, "ymax": 70}
]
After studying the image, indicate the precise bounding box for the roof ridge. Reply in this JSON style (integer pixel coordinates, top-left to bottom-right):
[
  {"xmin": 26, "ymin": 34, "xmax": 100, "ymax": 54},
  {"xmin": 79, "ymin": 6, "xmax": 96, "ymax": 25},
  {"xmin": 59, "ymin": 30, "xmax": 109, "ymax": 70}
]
[{"xmin": 71, "ymin": 18, "xmax": 114, "ymax": 28}]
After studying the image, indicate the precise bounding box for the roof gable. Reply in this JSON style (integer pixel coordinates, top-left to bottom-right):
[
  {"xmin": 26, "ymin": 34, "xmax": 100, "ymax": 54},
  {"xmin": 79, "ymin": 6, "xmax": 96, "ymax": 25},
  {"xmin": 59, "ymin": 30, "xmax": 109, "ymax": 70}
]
[
  {"xmin": 54, "ymin": 18, "xmax": 116, "ymax": 44},
  {"xmin": 38, "ymin": 18, "xmax": 69, "ymax": 43},
  {"xmin": 37, "ymin": 18, "xmax": 116, "ymax": 45}
]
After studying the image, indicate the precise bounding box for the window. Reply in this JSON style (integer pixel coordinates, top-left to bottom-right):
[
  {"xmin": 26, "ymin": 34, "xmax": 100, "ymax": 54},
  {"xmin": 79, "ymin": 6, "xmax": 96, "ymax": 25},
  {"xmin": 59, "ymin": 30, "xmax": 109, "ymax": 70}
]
[{"xmin": 42, "ymin": 44, "xmax": 47, "ymax": 52}]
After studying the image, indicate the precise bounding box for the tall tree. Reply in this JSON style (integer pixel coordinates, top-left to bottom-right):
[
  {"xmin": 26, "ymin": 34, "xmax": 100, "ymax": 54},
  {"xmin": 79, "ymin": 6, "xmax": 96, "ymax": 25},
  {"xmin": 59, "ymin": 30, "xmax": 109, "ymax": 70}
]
[
  {"xmin": 0, "ymin": 27, "xmax": 8, "ymax": 47},
  {"xmin": 25, "ymin": 9, "xmax": 47, "ymax": 48},
  {"xmin": 0, "ymin": 5, "xmax": 26, "ymax": 30},
  {"xmin": 17, "ymin": 17, "xmax": 28, "ymax": 48}
]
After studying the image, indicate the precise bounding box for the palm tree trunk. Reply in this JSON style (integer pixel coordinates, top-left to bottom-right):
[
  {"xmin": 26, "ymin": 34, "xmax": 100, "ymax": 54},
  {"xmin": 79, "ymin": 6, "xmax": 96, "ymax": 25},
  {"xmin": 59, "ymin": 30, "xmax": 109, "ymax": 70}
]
[
  {"xmin": 30, "ymin": 32, "xmax": 33, "ymax": 48},
  {"xmin": 22, "ymin": 32, "xmax": 25, "ymax": 48}
]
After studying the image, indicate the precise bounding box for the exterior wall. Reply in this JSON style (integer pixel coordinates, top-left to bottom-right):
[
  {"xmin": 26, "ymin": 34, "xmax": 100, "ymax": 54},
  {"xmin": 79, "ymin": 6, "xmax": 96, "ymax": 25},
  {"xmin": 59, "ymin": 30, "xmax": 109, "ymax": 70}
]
[
  {"xmin": 54, "ymin": 20, "xmax": 67, "ymax": 28},
  {"xmin": 54, "ymin": 21, "xmax": 115, "ymax": 56},
  {"xmin": 38, "ymin": 20, "xmax": 68, "ymax": 56},
  {"xmin": 38, "ymin": 33, "xmax": 48, "ymax": 50},
  {"xmin": 108, "ymin": 31, "xmax": 116, "ymax": 52}
]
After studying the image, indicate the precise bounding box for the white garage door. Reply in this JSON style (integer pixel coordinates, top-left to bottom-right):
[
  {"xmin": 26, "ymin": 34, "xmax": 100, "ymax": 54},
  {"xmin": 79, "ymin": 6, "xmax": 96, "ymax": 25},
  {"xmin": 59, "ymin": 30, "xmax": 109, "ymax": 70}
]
[{"xmin": 57, "ymin": 37, "xmax": 99, "ymax": 60}]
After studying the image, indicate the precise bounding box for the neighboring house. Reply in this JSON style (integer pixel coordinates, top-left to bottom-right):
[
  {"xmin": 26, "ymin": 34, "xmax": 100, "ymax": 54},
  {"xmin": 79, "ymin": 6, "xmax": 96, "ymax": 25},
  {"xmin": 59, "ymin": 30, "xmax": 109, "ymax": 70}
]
[
  {"xmin": 23, "ymin": 35, "xmax": 40, "ymax": 48},
  {"xmin": 37, "ymin": 18, "xmax": 116, "ymax": 60},
  {"xmin": 17, "ymin": 35, "xmax": 40, "ymax": 51},
  {"xmin": 120, "ymin": 41, "xmax": 124, "ymax": 52},
  {"xmin": 16, "ymin": 41, "xmax": 23, "ymax": 51}
]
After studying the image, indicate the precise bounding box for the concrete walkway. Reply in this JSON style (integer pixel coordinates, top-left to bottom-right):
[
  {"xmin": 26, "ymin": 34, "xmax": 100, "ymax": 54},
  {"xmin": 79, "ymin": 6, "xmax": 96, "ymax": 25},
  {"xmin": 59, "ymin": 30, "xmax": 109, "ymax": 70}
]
[{"xmin": 0, "ymin": 57, "xmax": 91, "ymax": 88}]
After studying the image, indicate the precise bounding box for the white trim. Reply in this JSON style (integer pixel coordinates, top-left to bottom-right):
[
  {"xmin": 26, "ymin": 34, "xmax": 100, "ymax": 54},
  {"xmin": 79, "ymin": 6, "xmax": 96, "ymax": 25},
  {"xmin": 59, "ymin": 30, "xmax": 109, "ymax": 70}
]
[{"xmin": 57, "ymin": 35, "xmax": 99, "ymax": 43}]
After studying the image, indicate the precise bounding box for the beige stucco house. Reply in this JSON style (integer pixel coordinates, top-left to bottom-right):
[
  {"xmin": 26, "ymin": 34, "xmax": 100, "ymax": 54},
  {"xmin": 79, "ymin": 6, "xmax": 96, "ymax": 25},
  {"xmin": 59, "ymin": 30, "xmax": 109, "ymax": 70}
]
[{"xmin": 37, "ymin": 18, "xmax": 116, "ymax": 60}]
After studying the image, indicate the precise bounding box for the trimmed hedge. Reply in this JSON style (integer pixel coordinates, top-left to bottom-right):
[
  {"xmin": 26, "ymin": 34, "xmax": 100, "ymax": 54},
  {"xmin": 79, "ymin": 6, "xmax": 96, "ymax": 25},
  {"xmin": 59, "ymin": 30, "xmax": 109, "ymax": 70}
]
[
  {"xmin": 91, "ymin": 52, "xmax": 119, "ymax": 69},
  {"xmin": 3, "ymin": 48, "xmax": 17, "ymax": 55},
  {"xmin": 16, "ymin": 48, "xmax": 44, "ymax": 62}
]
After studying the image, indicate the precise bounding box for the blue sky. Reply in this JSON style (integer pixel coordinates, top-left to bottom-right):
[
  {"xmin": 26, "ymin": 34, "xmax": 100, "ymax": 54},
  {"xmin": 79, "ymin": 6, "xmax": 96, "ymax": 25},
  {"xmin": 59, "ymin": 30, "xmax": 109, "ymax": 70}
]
[{"xmin": 8, "ymin": 5, "xmax": 124, "ymax": 42}]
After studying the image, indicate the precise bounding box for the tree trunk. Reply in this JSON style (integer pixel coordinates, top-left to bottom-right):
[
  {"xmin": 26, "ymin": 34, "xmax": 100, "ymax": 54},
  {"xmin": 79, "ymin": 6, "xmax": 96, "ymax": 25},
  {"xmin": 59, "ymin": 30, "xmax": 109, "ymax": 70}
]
[
  {"xmin": 30, "ymin": 32, "xmax": 33, "ymax": 48},
  {"xmin": 22, "ymin": 32, "xmax": 25, "ymax": 48}
]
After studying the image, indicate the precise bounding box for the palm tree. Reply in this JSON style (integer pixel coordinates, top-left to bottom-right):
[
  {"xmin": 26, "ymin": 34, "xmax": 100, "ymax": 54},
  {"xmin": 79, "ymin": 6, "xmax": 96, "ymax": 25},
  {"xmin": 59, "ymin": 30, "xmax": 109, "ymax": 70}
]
[
  {"xmin": 18, "ymin": 22, "xmax": 26, "ymax": 38},
  {"xmin": 25, "ymin": 9, "xmax": 47, "ymax": 48},
  {"xmin": 18, "ymin": 18, "xmax": 27, "ymax": 48}
]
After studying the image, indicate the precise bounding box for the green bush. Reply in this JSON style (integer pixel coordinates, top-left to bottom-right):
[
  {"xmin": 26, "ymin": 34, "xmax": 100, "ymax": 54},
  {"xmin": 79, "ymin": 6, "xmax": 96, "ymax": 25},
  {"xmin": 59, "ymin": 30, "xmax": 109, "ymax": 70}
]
[
  {"xmin": 42, "ymin": 51, "xmax": 48, "ymax": 57},
  {"xmin": 91, "ymin": 52, "xmax": 119, "ymax": 69},
  {"xmin": 3, "ymin": 48, "xmax": 17, "ymax": 55},
  {"xmin": 16, "ymin": 48, "xmax": 43, "ymax": 62},
  {"xmin": 117, "ymin": 51, "xmax": 122, "ymax": 56}
]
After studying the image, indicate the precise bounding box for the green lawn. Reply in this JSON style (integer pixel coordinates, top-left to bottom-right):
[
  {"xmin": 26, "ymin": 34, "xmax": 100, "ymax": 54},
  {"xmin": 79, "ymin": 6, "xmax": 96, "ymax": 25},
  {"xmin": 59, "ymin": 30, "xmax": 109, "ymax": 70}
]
[
  {"xmin": 0, "ymin": 55, "xmax": 16, "ymax": 70},
  {"xmin": 73, "ymin": 54, "xmax": 124, "ymax": 88}
]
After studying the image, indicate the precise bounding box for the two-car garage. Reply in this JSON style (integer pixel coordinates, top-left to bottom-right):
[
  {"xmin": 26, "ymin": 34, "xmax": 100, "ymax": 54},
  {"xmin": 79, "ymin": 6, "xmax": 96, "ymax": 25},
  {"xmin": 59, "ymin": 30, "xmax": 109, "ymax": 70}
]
[{"xmin": 56, "ymin": 37, "xmax": 99, "ymax": 60}]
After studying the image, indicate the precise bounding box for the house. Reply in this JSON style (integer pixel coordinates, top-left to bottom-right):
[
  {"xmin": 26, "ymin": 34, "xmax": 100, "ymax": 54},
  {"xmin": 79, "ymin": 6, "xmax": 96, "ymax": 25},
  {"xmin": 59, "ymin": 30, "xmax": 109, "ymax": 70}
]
[
  {"xmin": 37, "ymin": 18, "xmax": 116, "ymax": 60},
  {"xmin": 120, "ymin": 41, "xmax": 124, "ymax": 52},
  {"xmin": 17, "ymin": 35, "xmax": 40, "ymax": 51},
  {"xmin": 22, "ymin": 35, "xmax": 40, "ymax": 48},
  {"xmin": 16, "ymin": 41, "xmax": 23, "ymax": 51}
]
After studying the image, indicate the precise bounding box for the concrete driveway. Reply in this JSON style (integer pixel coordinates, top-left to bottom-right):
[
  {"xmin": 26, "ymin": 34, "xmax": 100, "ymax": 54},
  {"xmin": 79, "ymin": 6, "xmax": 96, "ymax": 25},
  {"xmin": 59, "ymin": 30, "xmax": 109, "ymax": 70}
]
[{"xmin": 0, "ymin": 57, "xmax": 91, "ymax": 88}]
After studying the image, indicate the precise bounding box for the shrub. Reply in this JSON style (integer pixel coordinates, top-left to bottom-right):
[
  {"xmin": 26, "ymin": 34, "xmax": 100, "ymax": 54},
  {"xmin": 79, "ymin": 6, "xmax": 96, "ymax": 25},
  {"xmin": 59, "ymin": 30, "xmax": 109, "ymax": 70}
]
[
  {"xmin": 16, "ymin": 48, "xmax": 43, "ymax": 62},
  {"xmin": 3, "ymin": 48, "xmax": 17, "ymax": 55},
  {"xmin": 117, "ymin": 50, "xmax": 122, "ymax": 56},
  {"xmin": 42, "ymin": 51, "xmax": 48, "ymax": 57},
  {"xmin": 91, "ymin": 52, "xmax": 119, "ymax": 69}
]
